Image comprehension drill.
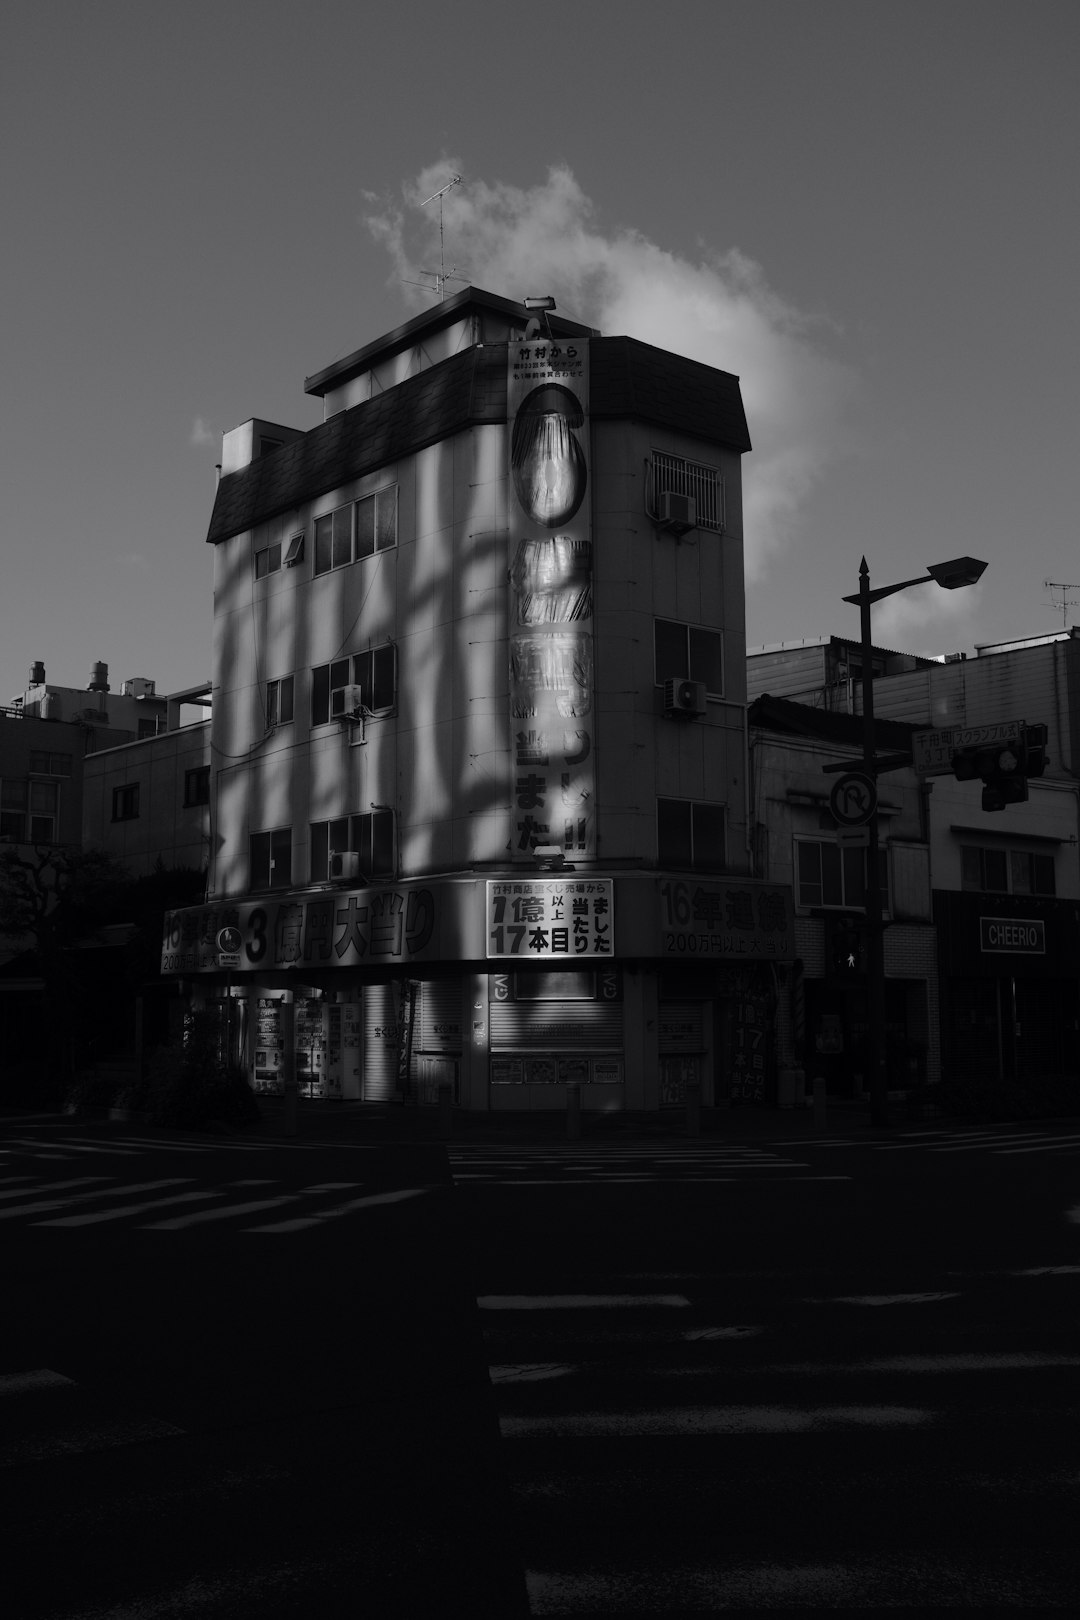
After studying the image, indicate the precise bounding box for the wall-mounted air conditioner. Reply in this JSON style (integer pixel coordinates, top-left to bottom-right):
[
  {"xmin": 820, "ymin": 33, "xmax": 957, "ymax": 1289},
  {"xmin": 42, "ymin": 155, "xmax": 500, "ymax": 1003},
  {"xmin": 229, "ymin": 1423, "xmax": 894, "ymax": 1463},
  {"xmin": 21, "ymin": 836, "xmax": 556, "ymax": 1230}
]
[
  {"xmin": 329, "ymin": 850, "xmax": 364, "ymax": 882},
  {"xmin": 333, "ymin": 683, "xmax": 365, "ymax": 719},
  {"xmin": 663, "ymin": 678, "xmax": 708, "ymax": 718},
  {"xmin": 656, "ymin": 491, "xmax": 697, "ymax": 535}
]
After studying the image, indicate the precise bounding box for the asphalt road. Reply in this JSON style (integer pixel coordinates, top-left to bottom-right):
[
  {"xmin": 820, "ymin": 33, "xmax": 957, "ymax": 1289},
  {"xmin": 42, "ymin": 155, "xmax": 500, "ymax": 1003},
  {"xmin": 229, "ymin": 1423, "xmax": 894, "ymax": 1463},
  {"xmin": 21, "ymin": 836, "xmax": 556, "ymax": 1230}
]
[{"xmin": 4, "ymin": 1111, "xmax": 1080, "ymax": 1613}]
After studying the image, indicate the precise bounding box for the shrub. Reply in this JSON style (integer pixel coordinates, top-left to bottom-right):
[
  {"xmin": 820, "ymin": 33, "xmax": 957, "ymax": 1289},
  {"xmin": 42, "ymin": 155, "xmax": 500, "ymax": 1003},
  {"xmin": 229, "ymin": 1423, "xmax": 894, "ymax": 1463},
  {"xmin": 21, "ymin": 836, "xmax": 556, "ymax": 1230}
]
[{"xmin": 136, "ymin": 1008, "xmax": 260, "ymax": 1129}]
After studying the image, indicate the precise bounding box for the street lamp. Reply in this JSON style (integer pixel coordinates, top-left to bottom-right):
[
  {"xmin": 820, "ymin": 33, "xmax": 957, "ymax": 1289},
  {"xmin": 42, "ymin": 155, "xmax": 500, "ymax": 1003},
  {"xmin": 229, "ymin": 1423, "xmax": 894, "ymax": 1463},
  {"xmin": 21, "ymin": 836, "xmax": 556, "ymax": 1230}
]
[{"xmin": 841, "ymin": 555, "xmax": 987, "ymax": 1126}]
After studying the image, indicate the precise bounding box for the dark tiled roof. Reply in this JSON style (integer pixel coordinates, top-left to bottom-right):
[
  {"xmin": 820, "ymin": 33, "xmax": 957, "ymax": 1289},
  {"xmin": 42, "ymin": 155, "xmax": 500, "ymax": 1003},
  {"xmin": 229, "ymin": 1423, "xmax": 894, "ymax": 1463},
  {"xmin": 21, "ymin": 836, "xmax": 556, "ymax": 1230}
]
[
  {"xmin": 207, "ymin": 346, "xmax": 506, "ymax": 546},
  {"xmin": 749, "ymin": 694, "xmax": 917, "ymax": 753},
  {"xmin": 590, "ymin": 337, "xmax": 752, "ymax": 452},
  {"xmin": 207, "ymin": 336, "xmax": 752, "ymax": 545}
]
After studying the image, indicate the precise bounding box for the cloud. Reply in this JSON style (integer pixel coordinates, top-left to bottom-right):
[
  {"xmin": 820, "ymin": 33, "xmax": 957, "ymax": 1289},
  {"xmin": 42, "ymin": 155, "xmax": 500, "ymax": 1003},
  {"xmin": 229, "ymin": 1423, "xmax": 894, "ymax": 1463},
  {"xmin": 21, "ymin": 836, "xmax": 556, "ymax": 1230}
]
[
  {"xmin": 871, "ymin": 578, "xmax": 986, "ymax": 658},
  {"xmin": 190, "ymin": 416, "xmax": 216, "ymax": 448},
  {"xmin": 366, "ymin": 163, "xmax": 854, "ymax": 579}
]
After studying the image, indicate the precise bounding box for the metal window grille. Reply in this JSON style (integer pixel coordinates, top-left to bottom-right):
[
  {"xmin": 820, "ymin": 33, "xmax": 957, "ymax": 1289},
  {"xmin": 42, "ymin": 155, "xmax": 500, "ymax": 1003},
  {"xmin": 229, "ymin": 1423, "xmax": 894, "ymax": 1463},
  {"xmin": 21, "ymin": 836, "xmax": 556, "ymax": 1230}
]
[{"xmin": 651, "ymin": 452, "xmax": 724, "ymax": 532}]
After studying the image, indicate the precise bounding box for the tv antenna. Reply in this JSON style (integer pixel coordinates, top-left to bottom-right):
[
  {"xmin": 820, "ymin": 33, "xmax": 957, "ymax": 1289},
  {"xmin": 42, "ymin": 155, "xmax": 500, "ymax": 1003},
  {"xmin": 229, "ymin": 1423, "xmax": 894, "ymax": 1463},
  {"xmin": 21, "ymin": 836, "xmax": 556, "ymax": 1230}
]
[
  {"xmin": 1044, "ymin": 579, "xmax": 1080, "ymax": 627},
  {"xmin": 404, "ymin": 174, "xmax": 467, "ymax": 300}
]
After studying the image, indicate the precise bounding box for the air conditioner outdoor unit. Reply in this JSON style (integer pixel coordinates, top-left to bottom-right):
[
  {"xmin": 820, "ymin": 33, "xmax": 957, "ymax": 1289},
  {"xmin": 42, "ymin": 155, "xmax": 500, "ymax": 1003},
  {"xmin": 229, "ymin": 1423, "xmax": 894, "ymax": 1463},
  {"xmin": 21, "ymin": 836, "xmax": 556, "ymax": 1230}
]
[
  {"xmin": 333, "ymin": 683, "xmax": 365, "ymax": 719},
  {"xmin": 656, "ymin": 490, "xmax": 697, "ymax": 535},
  {"xmin": 329, "ymin": 850, "xmax": 363, "ymax": 881},
  {"xmin": 664, "ymin": 678, "xmax": 708, "ymax": 718}
]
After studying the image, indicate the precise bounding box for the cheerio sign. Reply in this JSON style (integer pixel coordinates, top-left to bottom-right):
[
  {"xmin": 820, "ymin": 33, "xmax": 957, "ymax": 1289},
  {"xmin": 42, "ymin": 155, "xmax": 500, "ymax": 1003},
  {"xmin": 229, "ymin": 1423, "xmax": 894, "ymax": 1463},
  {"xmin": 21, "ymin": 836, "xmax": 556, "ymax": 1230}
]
[{"xmin": 979, "ymin": 917, "xmax": 1046, "ymax": 955}]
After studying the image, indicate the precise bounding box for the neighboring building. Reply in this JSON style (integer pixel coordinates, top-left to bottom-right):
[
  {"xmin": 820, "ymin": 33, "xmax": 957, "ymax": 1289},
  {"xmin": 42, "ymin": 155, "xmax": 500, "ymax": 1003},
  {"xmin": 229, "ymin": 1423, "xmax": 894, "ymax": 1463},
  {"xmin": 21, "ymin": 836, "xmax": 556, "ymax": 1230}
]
[
  {"xmin": 11, "ymin": 660, "xmax": 170, "ymax": 747},
  {"xmin": 161, "ymin": 286, "xmax": 796, "ymax": 1110},
  {"xmin": 749, "ymin": 630, "xmax": 1080, "ymax": 1089},
  {"xmin": 748, "ymin": 696, "xmax": 937, "ymax": 1099},
  {"xmin": 81, "ymin": 682, "xmax": 212, "ymax": 878}
]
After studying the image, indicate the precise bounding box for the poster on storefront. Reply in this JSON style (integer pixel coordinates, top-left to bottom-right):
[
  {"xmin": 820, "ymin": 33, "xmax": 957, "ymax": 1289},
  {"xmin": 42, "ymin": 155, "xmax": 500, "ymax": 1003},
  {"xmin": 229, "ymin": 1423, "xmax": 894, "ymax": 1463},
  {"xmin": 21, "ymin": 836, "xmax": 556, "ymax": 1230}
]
[
  {"xmin": 491, "ymin": 1056, "xmax": 525, "ymax": 1085},
  {"xmin": 525, "ymin": 1055, "xmax": 558, "ymax": 1085},
  {"xmin": 486, "ymin": 879, "xmax": 613, "ymax": 959},
  {"xmin": 254, "ymin": 997, "xmax": 284, "ymax": 1094},
  {"xmin": 507, "ymin": 337, "xmax": 594, "ymax": 861}
]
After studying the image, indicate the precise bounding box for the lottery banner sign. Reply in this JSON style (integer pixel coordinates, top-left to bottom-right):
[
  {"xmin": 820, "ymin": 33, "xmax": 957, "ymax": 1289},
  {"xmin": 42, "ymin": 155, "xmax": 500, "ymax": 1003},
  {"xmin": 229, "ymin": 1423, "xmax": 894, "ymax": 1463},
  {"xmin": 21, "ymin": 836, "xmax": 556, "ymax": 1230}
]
[{"xmin": 487, "ymin": 879, "xmax": 613, "ymax": 959}]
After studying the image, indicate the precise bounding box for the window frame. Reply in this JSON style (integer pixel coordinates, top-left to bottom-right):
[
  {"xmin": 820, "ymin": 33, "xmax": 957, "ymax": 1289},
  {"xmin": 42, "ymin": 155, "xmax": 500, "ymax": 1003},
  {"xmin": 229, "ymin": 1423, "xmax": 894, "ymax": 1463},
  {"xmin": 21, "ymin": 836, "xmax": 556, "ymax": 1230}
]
[
  {"xmin": 183, "ymin": 766, "xmax": 210, "ymax": 808},
  {"xmin": 254, "ymin": 541, "xmax": 282, "ymax": 580},
  {"xmin": 657, "ymin": 796, "xmax": 727, "ymax": 873},
  {"xmin": 266, "ymin": 675, "xmax": 295, "ymax": 729},
  {"xmin": 313, "ymin": 486, "xmax": 398, "ymax": 577},
  {"xmin": 250, "ymin": 827, "xmax": 292, "ymax": 891},
  {"xmin": 111, "ymin": 783, "xmax": 140, "ymax": 823},
  {"xmin": 961, "ymin": 843, "xmax": 1055, "ymax": 897},
  {"xmin": 654, "ymin": 618, "xmax": 724, "ymax": 699},
  {"xmin": 309, "ymin": 809, "xmax": 395, "ymax": 883},
  {"xmin": 649, "ymin": 450, "xmax": 725, "ymax": 533},
  {"xmin": 794, "ymin": 835, "xmax": 890, "ymax": 914}
]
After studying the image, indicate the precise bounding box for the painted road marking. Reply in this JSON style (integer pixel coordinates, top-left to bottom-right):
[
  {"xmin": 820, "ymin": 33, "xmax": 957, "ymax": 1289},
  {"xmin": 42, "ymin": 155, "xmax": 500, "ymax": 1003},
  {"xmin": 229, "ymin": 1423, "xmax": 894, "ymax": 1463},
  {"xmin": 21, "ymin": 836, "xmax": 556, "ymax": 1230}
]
[
  {"xmin": 0, "ymin": 1178, "xmax": 190, "ymax": 1220},
  {"xmin": 499, "ymin": 1404, "xmax": 932, "ymax": 1438},
  {"xmin": 245, "ymin": 1187, "xmax": 429, "ymax": 1231},
  {"xmin": 142, "ymin": 1195, "xmax": 302, "ymax": 1229},
  {"xmin": 35, "ymin": 1190, "xmax": 223, "ymax": 1227},
  {"xmin": 479, "ymin": 1294, "xmax": 692, "ymax": 1310},
  {"xmin": 0, "ymin": 1176, "xmax": 108, "ymax": 1201}
]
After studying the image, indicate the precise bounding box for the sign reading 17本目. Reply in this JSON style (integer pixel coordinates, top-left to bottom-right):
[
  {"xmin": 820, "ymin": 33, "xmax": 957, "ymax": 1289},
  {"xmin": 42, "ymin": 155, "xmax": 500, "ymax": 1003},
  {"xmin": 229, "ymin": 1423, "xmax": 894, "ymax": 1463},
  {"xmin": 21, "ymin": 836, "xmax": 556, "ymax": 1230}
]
[{"xmin": 486, "ymin": 880, "xmax": 613, "ymax": 958}]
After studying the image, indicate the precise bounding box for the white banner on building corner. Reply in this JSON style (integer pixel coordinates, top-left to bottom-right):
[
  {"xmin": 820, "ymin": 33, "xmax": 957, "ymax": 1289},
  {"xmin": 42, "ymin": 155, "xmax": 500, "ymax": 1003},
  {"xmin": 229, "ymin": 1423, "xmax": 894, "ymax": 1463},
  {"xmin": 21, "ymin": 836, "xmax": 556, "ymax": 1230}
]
[{"xmin": 507, "ymin": 338, "xmax": 594, "ymax": 861}]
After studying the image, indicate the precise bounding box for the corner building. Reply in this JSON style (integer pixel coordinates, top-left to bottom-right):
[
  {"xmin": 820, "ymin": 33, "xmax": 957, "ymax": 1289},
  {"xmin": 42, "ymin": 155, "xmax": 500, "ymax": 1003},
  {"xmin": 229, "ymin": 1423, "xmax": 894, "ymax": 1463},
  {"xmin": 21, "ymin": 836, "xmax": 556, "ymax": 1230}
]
[{"xmin": 162, "ymin": 289, "xmax": 795, "ymax": 1110}]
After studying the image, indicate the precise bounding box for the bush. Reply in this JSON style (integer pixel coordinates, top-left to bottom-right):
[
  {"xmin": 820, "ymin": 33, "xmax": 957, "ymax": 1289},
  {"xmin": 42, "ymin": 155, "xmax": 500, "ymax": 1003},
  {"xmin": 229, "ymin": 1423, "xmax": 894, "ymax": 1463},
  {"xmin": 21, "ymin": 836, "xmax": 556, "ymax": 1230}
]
[
  {"xmin": 918, "ymin": 1073, "xmax": 1080, "ymax": 1123},
  {"xmin": 136, "ymin": 1040, "xmax": 260, "ymax": 1130}
]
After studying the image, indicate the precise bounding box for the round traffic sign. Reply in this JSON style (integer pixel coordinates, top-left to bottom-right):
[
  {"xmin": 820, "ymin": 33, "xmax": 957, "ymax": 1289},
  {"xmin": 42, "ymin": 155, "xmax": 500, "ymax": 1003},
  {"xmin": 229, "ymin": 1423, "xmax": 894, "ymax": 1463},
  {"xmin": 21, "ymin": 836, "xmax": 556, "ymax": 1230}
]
[{"xmin": 829, "ymin": 771, "xmax": 877, "ymax": 826}]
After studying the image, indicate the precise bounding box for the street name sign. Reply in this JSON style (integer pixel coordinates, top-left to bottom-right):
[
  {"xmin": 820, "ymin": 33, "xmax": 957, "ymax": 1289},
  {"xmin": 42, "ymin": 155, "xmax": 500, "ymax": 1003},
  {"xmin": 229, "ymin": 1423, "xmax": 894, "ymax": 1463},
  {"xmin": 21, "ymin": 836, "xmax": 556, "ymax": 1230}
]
[{"xmin": 912, "ymin": 718, "xmax": 1022, "ymax": 776}]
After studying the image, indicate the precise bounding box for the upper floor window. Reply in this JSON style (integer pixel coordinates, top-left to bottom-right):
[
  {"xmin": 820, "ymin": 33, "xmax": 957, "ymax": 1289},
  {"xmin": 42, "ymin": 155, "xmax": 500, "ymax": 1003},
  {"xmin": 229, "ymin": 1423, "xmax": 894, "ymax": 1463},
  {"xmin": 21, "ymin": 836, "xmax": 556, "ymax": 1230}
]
[
  {"xmin": 961, "ymin": 845, "xmax": 1055, "ymax": 897},
  {"xmin": 311, "ymin": 649, "xmax": 396, "ymax": 726},
  {"xmin": 250, "ymin": 827, "xmax": 292, "ymax": 891},
  {"xmin": 658, "ymin": 798, "xmax": 725, "ymax": 872},
  {"xmin": 111, "ymin": 783, "xmax": 139, "ymax": 823},
  {"xmin": 28, "ymin": 751, "xmax": 73, "ymax": 777},
  {"xmin": 313, "ymin": 486, "xmax": 398, "ymax": 576},
  {"xmin": 1, "ymin": 779, "xmax": 60, "ymax": 843},
  {"xmin": 649, "ymin": 451, "xmax": 725, "ymax": 533},
  {"xmin": 654, "ymin": 619, "xmax": 724, "ymax": 697},
  {"xmin": 266, "ymin": 676, "xmax": 294, "ymax": 728},
  {"xmin": 310, "ymin": 810, "xmax": 395, "ymax": 883},
  {"xmin": 184, "ymin": 766, "xmax": 210, "ymax": 807},
  {"xmin": 255, "ymin": 542, "xmax": 281, "ymax": 579},
  {"xmin": 795, "ymin": 836, "xmax": 888, "ymax": 912}
]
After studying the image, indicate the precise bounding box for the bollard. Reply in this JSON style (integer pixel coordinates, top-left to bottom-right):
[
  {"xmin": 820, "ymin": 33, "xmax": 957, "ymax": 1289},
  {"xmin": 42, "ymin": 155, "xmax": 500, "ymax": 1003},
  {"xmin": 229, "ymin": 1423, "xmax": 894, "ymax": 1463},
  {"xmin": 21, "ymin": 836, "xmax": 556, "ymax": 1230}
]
[
  {"xmin": 438, "ymin": 1081, "xmax": 453, "ymax": 1140},
  {"xmin": 685, "ymin": 1080, "xmax": 701, "ymax": 1138},
  {"xmin": 812, "ymin": 1075, "xmax": 827, "ymax": 1133},
  {"xmin": 566, "ymin": 1082, "xmax": 581, "ymax": 1141}
]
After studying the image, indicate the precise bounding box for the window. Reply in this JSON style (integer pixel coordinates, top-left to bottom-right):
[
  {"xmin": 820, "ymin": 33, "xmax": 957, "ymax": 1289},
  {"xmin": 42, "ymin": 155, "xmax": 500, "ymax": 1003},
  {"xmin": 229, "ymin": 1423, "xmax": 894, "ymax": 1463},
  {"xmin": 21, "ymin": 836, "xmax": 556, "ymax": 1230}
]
[
  {"xmin": 961, "ymin": 845, "xmax": 1055, "ymax": 897},
  {"xmin": 654, "ymin": 619, "xmax": 724, "ymax": 697},
  {"xmin": 137, "ymin": 718, "xmax": 160, "ymax": 739},
  {"xmin": 184, "ymin": 766, "xmax": 210, "ymax": 807},
  {"xmin": 28, "ymin": 751, "xmax": 72, "ymax": 776},
  {"xmin": 111, "ymin": 783, "xmax": 139, "ymax": 822},
  {"xmin": 310, "ymin": 810, "xmax": 395, "ymax": 883},
  {"xmin": 313, "ymin": 486, "xmax": 398, "ymax": 576},
  {"xmin": 254, "ymin": 541, "xmax": 282, "ymax": 579},
  {"xmin": 312, "ymin": 650, "xmax": 396, "ymax": 726},
  {"xmin": 266, "ymin": 676, "xmax": 294, "ymax": 728},
  {"xmin": 795, "ymin": 837, "xmax": 889, "ymax": 911},
  {"xmin": 282, "ymin": 532, "xmax": 305, "ymax": 568},
  {"xmin": 650, "ymin": 450, "xmax": 724, "ymax": 532},
  {"xmin": 250, "ymin": 828, "xmax": 292, "ymax": 891},
  {"xmin": 0, "ymin": 780, "xmax": 55, "ymax": 842},
  {"xmin": 657, "ymin": 798, "xmax": 726, "ymax": 872}
]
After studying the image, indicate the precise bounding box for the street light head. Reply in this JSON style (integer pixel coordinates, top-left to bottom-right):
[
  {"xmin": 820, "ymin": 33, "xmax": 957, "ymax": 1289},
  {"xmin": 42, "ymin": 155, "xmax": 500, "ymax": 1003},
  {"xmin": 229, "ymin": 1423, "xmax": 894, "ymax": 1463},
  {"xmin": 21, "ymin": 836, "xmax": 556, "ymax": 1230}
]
[{"xmin": 926, "ymin": 556, "xmax": 988, "ymax": 590}]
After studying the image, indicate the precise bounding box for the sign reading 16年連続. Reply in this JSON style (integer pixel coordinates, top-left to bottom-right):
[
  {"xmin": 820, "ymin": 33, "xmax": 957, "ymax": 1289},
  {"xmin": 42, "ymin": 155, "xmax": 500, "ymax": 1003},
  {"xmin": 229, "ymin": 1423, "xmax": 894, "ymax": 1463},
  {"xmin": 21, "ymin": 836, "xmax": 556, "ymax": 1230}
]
[{"xmin": 487, "ymin": 879, "xmax": 612, "ymax": 959}]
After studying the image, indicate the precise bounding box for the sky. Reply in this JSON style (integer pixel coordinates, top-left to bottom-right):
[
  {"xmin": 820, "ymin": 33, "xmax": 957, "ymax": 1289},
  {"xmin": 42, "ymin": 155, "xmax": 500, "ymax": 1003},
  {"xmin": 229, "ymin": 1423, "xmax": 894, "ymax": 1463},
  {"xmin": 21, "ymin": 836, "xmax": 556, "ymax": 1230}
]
[{"xmin": 3, "ymin": 0, "xmax": 1078, "ymax": 700}]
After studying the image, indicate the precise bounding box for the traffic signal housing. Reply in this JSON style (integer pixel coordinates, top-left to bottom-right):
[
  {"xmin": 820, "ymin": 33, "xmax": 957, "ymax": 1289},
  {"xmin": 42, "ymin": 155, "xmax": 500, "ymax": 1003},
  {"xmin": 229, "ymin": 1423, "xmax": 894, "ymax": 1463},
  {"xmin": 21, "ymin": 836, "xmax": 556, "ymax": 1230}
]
[{"xmin": 951, "ymin": 737, "xmax": 1028, "ymax": 811}]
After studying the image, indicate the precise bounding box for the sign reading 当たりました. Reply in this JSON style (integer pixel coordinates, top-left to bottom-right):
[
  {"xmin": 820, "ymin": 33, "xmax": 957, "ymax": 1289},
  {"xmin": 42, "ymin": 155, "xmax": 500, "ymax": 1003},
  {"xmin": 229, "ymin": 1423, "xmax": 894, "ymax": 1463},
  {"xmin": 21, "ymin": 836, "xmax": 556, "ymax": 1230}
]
[{"xmin": 486, "ymin": 879, "xmax": 613, "ymax": 959}]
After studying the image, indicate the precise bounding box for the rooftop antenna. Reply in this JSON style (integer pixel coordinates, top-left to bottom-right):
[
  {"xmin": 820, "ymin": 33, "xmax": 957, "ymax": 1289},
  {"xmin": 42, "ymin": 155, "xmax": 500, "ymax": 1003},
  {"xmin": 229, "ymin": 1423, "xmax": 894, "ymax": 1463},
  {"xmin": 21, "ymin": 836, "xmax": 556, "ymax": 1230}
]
[
  {"xmin": 405, "ymin": 174, "xmax": 467, "ymax": 301},
  {"xmin": 1044, "ymin": 579, "xmax": 1080, "ymax": 627}
]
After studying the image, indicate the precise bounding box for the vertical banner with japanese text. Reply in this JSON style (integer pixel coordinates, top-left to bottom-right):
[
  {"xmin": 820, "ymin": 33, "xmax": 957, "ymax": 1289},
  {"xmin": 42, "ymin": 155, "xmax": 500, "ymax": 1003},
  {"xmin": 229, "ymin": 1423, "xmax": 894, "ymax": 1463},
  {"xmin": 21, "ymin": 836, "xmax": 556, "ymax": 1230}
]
[{"xmin": 507, "ymin": 338, "xmax": 594, "ymax": 860}]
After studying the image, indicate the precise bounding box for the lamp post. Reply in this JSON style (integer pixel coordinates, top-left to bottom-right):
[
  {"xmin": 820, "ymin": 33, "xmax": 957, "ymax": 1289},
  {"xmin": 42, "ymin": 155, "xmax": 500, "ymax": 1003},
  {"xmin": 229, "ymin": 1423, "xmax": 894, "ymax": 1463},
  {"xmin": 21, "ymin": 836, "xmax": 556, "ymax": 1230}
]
[{"xmin": 842, "ymin": 555, "xmax": 987, "ymax": 1126}]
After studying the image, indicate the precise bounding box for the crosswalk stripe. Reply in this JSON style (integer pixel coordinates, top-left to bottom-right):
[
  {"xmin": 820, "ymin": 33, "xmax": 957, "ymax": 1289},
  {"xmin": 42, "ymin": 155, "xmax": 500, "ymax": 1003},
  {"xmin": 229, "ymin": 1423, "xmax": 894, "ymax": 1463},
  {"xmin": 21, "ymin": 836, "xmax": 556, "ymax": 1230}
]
[
  {"xmin": 499, "ymin": 1404, "xmax": 932, "ymax": 1438},
  {"xmin": 142, "ymin": 1194, "xmax": 301, "ymax": 1229},
  {"xmin": 0, "ymin": 1368, "xmax": 184, "ymax": 1467},
  {"xmin": 245, "ymin": 1186, "xmax": 429, "ymax": 1231},
  {"xmin": 0, "ymin": 1178, "xmax": 190, "ymax": 1221},
  {"xmin": 0, "ymin": 1176, "xmax": 108, "ymax": 1201},
  {"xmin": 35, "ymin": 1190, "xmax": 224, "ymax": 1227}
]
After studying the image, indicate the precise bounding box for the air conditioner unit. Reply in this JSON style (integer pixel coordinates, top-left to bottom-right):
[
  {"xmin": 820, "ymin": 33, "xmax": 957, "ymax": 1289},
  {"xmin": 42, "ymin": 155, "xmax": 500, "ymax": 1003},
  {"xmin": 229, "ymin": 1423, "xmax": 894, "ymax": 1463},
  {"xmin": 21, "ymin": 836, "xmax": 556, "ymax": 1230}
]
[
  {"xmin": 333, "ymin": 683, "xmax": 365, "ymax": 719},
  {"xmin": 329, "ymin": 850, "xmax": 364, "ymax": 881},
  {"xmin": 664, "ymin": 678, "xmax": 708, "ymax": 718},
  {"xmin": 656, "ymin": 491, "xmax": 697, "ymax": 535}
]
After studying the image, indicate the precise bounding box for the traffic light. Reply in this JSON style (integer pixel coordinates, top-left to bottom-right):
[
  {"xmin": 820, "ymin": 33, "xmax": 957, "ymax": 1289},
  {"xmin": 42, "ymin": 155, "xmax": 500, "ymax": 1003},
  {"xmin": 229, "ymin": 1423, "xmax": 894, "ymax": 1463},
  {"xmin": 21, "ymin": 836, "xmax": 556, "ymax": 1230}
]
[
  {"xmin": 830, "ymin": 918, "xmax": 865, "ymax": 974},
  {"xmin": 951, "ymin": 739, "xmax": 1028, "ymax": 812}
]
